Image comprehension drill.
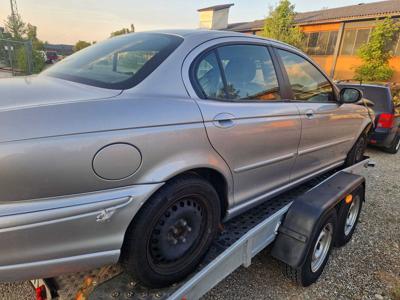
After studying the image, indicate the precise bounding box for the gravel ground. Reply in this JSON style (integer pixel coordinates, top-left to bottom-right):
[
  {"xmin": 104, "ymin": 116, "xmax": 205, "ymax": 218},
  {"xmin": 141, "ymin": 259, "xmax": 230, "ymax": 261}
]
[{"xmin": 1, "ymin": 148, "xmax": 399, "ymax": 300}]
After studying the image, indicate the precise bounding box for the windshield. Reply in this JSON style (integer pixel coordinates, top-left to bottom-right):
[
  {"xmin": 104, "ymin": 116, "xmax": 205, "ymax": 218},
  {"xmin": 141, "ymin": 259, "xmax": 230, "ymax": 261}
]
[{"xmin": 44, "ymin": 33, "xmax": 183, "ymax": 89}]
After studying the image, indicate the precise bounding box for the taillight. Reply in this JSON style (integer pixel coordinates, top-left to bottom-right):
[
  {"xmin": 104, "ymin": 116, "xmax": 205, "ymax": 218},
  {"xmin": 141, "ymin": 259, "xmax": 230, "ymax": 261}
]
[
  {"xmin": 35, "ymin": 285, "xmax": 47, "ymax": 300},
  {"xmin": 377, "ymin": 113, "xmax": 395, "ymax": 128}
]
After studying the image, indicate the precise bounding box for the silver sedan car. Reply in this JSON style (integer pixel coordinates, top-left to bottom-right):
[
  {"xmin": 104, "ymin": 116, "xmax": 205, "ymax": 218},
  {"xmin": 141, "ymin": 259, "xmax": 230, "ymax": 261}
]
[{"xmin": 0, "ymin": 30, "xmax": 372, "ymax": 288}]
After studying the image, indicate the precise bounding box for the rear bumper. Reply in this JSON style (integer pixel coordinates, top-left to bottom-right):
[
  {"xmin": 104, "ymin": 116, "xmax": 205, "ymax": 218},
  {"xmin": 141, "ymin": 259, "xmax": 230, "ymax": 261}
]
[
  {"xmin": 369, "ymin": 128, "xmax": 398, "ymax": 148},
  {"xmin": 0, "ymin": 183, "xmax": 163, "ymax": 282}
]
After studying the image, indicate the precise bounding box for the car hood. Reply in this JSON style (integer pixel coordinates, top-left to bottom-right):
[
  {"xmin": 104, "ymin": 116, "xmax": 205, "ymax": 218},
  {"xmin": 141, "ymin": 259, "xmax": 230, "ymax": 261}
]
[{"xmin": 0, "ymin": 75, "xmax": 121, "ymax": 111}]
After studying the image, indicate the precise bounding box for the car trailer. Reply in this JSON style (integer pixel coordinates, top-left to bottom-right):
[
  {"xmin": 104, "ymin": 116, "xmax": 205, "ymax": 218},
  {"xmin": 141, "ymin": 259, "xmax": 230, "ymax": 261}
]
[{"xmin": 30, "ymin": 158, "xmax": 374, "ymax": 300}]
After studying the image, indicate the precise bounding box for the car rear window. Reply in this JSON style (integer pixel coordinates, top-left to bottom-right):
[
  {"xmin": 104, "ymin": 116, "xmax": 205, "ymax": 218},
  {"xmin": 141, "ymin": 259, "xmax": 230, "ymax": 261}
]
[
  {"xmin": 43, "ymin": 33, "xmax": 183, "ymax": 90},
  {"xmin": 338, "ymin": 84, "xmax": 391, "ymax": 112},
  {"xmin": 360, "ymin": 87, "xmax": 391, "ymax": 112}
]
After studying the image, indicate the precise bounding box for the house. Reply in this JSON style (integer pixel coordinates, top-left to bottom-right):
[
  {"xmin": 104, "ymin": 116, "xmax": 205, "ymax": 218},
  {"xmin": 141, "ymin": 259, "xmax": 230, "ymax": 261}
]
[
  {"xmin": 198, "ymin": 0, "xmax": 400, "ymax": 81},
  {"xmin": 43, "ymin": 44, "xmax": 74, "ymax": 56}
]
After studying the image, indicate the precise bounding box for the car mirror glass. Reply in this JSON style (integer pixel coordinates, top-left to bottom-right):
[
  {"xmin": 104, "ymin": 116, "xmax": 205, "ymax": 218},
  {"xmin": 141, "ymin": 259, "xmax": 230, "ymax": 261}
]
[{"xmin": 340, "ymin": 88, "xmax": 362, "ymax": 103}]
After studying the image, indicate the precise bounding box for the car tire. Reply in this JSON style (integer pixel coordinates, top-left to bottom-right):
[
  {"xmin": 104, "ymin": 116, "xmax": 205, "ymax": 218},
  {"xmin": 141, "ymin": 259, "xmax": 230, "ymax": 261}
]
[
  {"xmin": 121, "ymin": 174, "xmax": 221, "ymax": 288},
  {"xmin": 384, "ymin": 134, "xmax": 400, "ymax": 154},
  {"xmin": 335, "ymin": 187, "xmax": 363, "ymax": 247},
  {"xmin": 283, "ymin": 210, "xmax": 337, "ymax": 287},
  {"xmin": 345, "ymin": 133, "xmax": 367, "ymax": 166}
]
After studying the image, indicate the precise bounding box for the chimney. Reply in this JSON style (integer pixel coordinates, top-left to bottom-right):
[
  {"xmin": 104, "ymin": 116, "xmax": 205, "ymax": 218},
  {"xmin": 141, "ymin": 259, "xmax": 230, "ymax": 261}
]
[{"xmin": 198, "ymin": 4, "xmax": 234, "ymax": 30}]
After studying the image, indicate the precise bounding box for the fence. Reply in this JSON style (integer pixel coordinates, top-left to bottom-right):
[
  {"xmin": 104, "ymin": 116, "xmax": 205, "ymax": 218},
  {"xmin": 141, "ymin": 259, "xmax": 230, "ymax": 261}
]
[{"xmin": 0, "ymin": 38, "xmax": 33, "ymax": 76}]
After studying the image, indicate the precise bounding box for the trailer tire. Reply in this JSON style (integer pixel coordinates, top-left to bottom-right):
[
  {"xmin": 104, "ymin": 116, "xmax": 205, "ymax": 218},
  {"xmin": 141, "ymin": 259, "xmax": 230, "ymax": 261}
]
[
  {"xmin": 335, "ymin": 190, "xmax": 363, "ymax": 247},
  {"xmin": 121, "ymin": 174, "xmax": 220, "ymax": 288},
  {"xmin": 283, "ymin": 210, "xmax": 337, "ymax": 287}
]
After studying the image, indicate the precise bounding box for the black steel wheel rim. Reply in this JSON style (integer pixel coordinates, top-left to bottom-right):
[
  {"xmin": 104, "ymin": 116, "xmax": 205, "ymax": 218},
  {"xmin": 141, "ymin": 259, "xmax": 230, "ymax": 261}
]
[{"xmin": 147, "ymin": 195, "xmax": 207, "ymax": 271}]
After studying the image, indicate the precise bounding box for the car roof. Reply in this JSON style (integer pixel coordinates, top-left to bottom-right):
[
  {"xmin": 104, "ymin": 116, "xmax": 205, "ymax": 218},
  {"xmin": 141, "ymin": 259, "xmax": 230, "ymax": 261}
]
[
  {"xmin": 336, "ymin": 82, "xmax": 390, "ymax": 90},
  {"xmin": 136, "ymin": 29, "xmax": 298, "ymax": 50}
]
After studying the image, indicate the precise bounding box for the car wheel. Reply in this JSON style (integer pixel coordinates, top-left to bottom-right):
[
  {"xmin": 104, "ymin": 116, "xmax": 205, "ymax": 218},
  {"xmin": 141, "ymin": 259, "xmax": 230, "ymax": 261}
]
[
  {"xmin": 345, "ymin": 134, "xmax": 367, "ymax": 166},
  {"xmin": 121, "ymin": 175, "xmax": 221, "ymax": 288},
  {"xmin": 384, "ymin": 134, "xmax": 400, "ymax": 154},
  {"xmin": 283, "ymin": 210, "xmax": 337, "ymax": 287},
  {"xmin": 335, "ymin": 188, "xmax": 363, "ymax": 247}
]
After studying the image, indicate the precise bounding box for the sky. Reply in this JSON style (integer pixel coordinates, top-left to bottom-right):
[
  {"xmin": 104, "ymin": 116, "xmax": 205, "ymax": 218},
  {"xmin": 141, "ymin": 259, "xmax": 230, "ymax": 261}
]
[{"xmin": 0, "ymin": 0, "xmax": 379, "ymax": 45}]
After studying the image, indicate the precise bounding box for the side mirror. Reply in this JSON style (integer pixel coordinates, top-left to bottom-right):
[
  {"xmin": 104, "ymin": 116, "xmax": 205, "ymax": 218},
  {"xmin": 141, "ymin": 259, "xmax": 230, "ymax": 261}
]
[{"xmin": 339, "ymin": 88, "xmax": 363, "ymax": 104}]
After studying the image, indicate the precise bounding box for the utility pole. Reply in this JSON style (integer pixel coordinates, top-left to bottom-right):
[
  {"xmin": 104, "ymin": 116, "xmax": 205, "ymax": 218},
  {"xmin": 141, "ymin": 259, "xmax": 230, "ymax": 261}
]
[{"xmin": 10, "ymin": 0, "xmax": 19, "ymax": 20}]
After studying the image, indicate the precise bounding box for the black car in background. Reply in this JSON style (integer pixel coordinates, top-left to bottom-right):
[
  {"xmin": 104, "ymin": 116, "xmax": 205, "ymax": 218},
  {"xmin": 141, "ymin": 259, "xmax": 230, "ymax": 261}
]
[{"xmin": 338, "ymin": 83, "xmax": 400, "ymax": 154}]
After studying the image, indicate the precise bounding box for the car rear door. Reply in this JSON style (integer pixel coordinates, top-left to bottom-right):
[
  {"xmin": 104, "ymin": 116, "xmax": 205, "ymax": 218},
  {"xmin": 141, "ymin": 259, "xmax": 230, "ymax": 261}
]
[
  {"xmin": 273, "ymin": 47, "xmax": 363, "ymax": 181},
  {"xmin": 187, "ymin": 41, "xmax": 301, "ymax": 208}
]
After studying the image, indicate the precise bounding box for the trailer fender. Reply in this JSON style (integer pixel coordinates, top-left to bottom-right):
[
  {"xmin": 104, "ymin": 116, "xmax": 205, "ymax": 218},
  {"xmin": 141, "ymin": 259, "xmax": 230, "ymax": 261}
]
[{"xmin": 271, "ymin": 171, "xmax": 365, "ymax": 268}]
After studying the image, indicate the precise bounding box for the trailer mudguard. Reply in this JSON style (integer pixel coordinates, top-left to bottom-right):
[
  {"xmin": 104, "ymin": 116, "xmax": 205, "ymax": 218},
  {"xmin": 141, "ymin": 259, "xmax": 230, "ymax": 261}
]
[{"xmin": 271, "ymin": 171, "xmax": 365, "ymax": 268}]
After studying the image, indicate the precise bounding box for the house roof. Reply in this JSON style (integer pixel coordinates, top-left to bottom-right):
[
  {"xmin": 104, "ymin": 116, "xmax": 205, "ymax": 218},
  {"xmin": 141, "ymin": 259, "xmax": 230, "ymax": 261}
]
[
  {"xmin": 198, "ymin": 4, "xmax": 234, "ymax": 12},
  {"xmin": 295, "ymin": 0, "xmax": 400, "ymax": 25},
  {"xmin": 227, "ymin": 0, "xmax": 400, "ymax": 32}
]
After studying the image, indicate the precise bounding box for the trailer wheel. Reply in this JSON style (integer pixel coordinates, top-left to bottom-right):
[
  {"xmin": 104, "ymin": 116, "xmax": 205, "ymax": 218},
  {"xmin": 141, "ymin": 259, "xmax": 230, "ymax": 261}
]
[
  {"xmin": 335, "ymin": 191, "xmax": 363, "ymax": 247},
  {"xmin": 283, "ymin": 210, "xmax": 337, "ymax": 287},
  {"xmin": 121, "ymin": 175, "xmax": 220, "ymax": 288}
]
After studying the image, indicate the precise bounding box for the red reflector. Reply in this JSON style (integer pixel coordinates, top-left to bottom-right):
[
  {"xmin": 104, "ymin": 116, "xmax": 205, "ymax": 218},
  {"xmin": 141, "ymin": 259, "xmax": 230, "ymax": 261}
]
[
  {"xmin": 370, "ymin": 139, "xmax": 377, "ymax": 144},
  {"xmin": 377, "ymin": 113, "xmax": 395, "ymax": 128},
  {"xmin": 35, "ymin": 285, "xmax": 47, "ymax": 300}
]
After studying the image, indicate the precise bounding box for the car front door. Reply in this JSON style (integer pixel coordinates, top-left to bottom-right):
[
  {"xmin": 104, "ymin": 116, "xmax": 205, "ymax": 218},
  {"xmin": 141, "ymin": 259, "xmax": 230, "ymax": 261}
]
[
  {"xmin": 274, "ymin": 48, "xmax": 362, "ymax": 181},
  {"xmin": 190, "ymin": 43, "xmax": 301, "ymax": 210}
]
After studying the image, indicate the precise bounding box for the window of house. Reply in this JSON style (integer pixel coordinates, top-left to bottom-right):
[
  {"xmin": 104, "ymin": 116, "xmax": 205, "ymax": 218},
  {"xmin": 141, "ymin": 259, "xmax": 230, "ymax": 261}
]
[
  {"xmin": 341, "ymin": 28, "xmax": 372, "ymax": 55},
  {"xmin": 326, "ymin": 31, "xmax": 338, "ymax": 55},
  {"xmin": 341, "ymin": 29, "xmax": 357, "ymax": 55},
  {"xmin": 307, "ymin": 32, "xmax": 319, "ymax": 55},
  {"xmin": 395, "ymin": 38, "xmax": 400, "ymax": 56},
  {"xmin": 353, "ymin": 28, "xmax": 371, "ymax": 54},
  {"xmin": 304, "ymin": 31, "xmax": 339, "ymax": 56},
  {"xmin": 390, "ymin": 32, "xmax": 400, "ymax": 56},
  {"xmin": 277, "ymin": 49, "xmax": 334, "ymax": 103},
  {"xmin": 315, "ymin": 31, "xmax": 329, "ymax": 55}
]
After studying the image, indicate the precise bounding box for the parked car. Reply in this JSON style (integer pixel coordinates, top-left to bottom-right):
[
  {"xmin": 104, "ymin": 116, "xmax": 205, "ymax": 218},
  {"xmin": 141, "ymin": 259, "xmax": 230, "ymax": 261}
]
[
  {"xmin": 338, "ymin": 83, "xmax": 400, "ymax": 154},
  {"xmin": 45, "ymin": 50, "xmax": 58, "ymax": 63},
  {"xmin": 0, "ymin": 30, "xmax": 372, "ymax": 288}
]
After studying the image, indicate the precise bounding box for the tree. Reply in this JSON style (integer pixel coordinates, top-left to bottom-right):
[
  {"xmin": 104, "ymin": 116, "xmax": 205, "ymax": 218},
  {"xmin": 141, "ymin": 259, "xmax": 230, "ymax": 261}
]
[
  {"xmin": 26, "ymin": 23, "xmax": 44, "ymax": 50},
  {"xmin": 354, "ymin": 18, "xmax": 400, "ymax": 82},
  {"xmin": 73, "ymin": 40, "xmax": 91, "ymax": 52},
  {"xmin": 261, "ymin": 0, "xmax": 304, "ymax": 49},
  {"xmin": 16, "ymin": 46, "xmax": 45, "ymax": 74},
  {"xmin": 3, "ymin": 14, "xmax": 45, "ymax": 74},
  {"xmin": 110, "ymin": 24, "xmax": 135, "ymax": 37},
  {"xmin": 4, "ymin": 14, "xmax": 26, "ymax": 40}
]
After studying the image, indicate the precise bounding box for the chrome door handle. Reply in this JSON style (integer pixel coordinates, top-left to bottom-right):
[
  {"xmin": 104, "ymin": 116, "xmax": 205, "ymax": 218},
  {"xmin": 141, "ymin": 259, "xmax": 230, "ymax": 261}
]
[
  {"xmin": 305, "ymin": 109, "xmax": 315, "ymax": 119},
  {"xmin": 213, "ymin": 113, "xmax": 235, "ymax": 128}
]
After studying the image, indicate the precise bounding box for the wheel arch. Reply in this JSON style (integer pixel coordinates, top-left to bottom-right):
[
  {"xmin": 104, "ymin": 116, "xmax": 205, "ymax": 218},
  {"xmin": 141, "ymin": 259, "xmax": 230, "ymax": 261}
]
[{"xmin": 177, "ymin": 167, "xmax": 229, "ymax": 220}]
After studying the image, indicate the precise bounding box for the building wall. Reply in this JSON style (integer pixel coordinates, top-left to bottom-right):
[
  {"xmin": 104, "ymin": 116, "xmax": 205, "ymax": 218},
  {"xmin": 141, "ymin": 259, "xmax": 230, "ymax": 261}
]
[
  {"xmin": 233, "ymin": 18, "xmax": 400, "ymax": 82},
  {"xmin": 300, "ymin": 19, "xmax": 400, "ymax": 82}
]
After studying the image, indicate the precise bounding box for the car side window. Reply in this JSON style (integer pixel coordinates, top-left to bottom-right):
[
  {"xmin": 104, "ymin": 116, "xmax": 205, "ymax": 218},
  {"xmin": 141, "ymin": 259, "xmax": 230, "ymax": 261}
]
[
  {"xmin": 277, "ymin": 49, "xmax": 335, "ymax": 103},
  {"xmin": 218, "ymin": 45, "xmax": 280, "ymax": 101},
  {"xmin": 195, "ymin": 51, "xmax": 226, "ymax": 99},
  {"xmin": 194, "ymin": 44, "xmax": 281, "ymax": 101}
]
